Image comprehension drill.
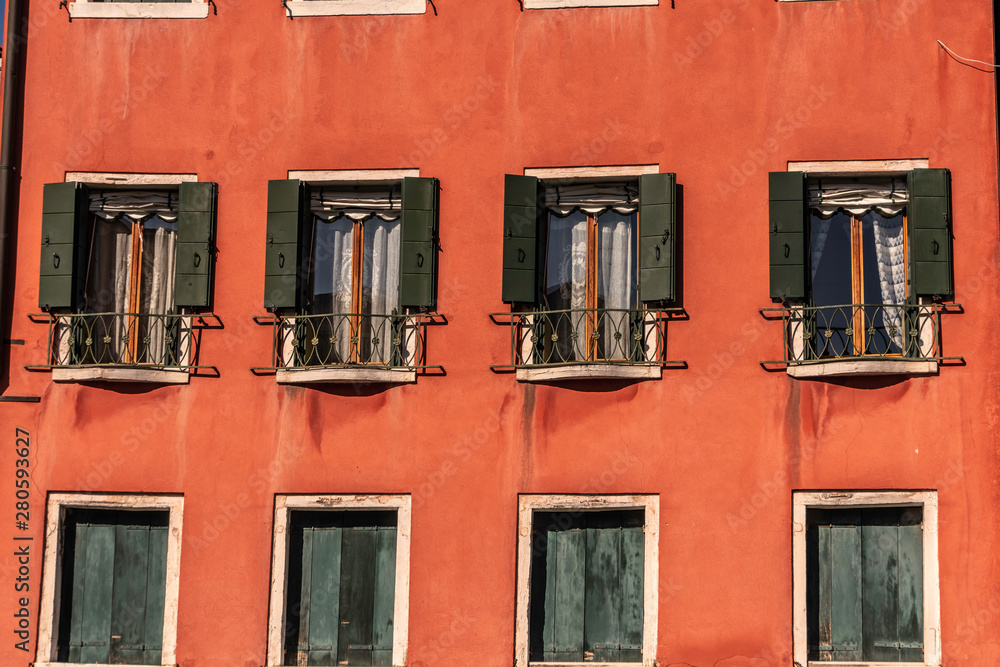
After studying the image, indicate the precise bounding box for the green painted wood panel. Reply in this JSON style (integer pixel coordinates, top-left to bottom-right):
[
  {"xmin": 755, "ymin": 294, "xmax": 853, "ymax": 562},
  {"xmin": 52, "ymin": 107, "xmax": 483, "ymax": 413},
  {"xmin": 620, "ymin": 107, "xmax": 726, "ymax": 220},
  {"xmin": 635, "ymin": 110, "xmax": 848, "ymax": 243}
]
[
  {"xmin": 296, "ymin": 526, "xmax": 314, "ymax": 664},
  {"xmin": 897, "ymin": 509, "xmax": 924, "ymax": 662},
  {"xmin": 585, "ymin": 513, "xmax": 623, "ymax": 663},
  {"xmin": 339, "ymin": 526, "xmax": 377, "ymax": 665},
  {"xmin": 68, "ymin": 523, "xmax": 91, "ymax": 663},
  {"xmin": 399, "ymin": 177, "xmax": 439, "ymax": 308},
  {"xmin": 638, "ymin": 173, "xmax": 677, "ymax": 304},
  {"xmin": 265, "ymin": 180, "xmax": 304, "ymax": 311},
  {"xmin": 372, "ymin": 526, "xmax": 397, "ymax": 666},
  {"xmin": 307, "ymin": 526, "xmax": 341, "ymax": 666},
  {"xmin": 502, "ymin": 175, "xmax": 541, "ymax": 304},
  {"xmin": 142, "ymin": 526, "xmax": 168, "ymax": 665},
  {"xmin": 39, "ymin": 182, "xmax": 88, "ymax": 310},
  {"xmin": 831, "ymin": 524, "xmax": 863, "ymax": 661},
  {"xmin": 110, "ymin": 525, "xmax": 150, "ymax": 665},
  {"xmin": 619, "ymin": 521, "xmax": 645, "ymax": 663},
  {"xmin": 175, "ymin": 182, "xmax": 217, "ymax": 308},
  {"xmin": 548, "ymin": 521, "xmax": 586, "ymax": 662},
  {"xmin": 908, "ymin": 168, "xmax": 953, "ymax": 297},
  {"xmin": 78, "ymin": 524, "xmax": 115, "ymax": 664},
  {"xmin": 768, "ymin": 171, "xmax": 806, "ymax": 300},
  {"xmin": 862, "ymin": 508, "xmax": 901, "ymax": 662}
]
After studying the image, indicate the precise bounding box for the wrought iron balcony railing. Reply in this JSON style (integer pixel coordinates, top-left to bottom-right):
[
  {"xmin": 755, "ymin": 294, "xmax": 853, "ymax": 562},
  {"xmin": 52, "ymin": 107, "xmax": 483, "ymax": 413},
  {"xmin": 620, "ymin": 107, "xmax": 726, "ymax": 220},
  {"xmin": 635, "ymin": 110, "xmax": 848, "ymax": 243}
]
[
  {"xmin": 253, "ymin": 312, "xmax": 444, "ymax": 372},
  {"xmin": 490, "ymin": 307, "xmax": 685, "ymax": 370},
  {"xmin": 760, "ymin": 302, "xmax": 963, "ymax": 366},
  {"xmin": 26, "ymin": 312, "xmax": 212, "ymax": 370}
]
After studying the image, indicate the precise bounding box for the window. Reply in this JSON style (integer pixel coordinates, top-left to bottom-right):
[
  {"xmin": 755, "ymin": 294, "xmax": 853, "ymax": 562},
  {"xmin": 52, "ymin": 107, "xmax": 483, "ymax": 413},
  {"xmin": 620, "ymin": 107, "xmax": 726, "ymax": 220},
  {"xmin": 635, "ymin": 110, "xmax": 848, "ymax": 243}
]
[
  {"xmin": 766, "ymin": 164, "xmax": 956, "ymax": 375},
  {"xmin": 515, "ymin": 495, "xmax": 658, "ymax": 667},
  {"xmin": 266, "ymin": 495, "xmax": 411, "ymax": 667},
  {"xmin": 496, "ymin": 168, "xmax": 679, "ymax": 380},
  {"xmin": 38, "ymin": 177, "xmax": 216, "ymax": 380},
  {"xmin": 66, "ymin": 0, "xmax": 210, "ymax": 19},
  {"xmin": 36, "ymin": 494, "xmax": 183, "ymax": 667},
  {"xmin": 281, "ymin": 0, "xmax": 425, "ymax": 17},
  {"xmin": 263, "ymin": 172, "xmax": 439, "ymax": 381},
  {"xmin": 792, "ymin": 492, "xmax": 941, "ymax": 667}
]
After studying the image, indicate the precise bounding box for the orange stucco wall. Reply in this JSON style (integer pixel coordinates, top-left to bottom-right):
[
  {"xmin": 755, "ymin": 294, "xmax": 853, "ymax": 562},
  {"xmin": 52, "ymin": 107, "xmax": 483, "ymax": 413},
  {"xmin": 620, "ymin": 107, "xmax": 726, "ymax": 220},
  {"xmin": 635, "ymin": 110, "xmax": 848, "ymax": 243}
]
[{"xmin": 2, "ymin": 0, "xmax": 999, "ymax": 665}]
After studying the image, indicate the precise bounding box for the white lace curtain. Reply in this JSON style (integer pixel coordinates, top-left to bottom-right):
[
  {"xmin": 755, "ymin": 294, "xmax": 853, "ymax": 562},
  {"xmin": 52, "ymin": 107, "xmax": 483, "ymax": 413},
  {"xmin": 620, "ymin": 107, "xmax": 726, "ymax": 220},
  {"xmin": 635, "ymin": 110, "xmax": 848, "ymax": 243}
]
[
  {"xmin": 808, "ymin": 178, "xmax": 907, "ymax": 219},
  {"xmin": 89, "ymin": 190, "xmax": 179, "ymax": 222},
  {"xmin": 543, "ymin": 183, "xmax": 639, "ymax": 217},
  {"xmin": 311, "ymin": 185, "xmax": 401, "ymax": 222}
]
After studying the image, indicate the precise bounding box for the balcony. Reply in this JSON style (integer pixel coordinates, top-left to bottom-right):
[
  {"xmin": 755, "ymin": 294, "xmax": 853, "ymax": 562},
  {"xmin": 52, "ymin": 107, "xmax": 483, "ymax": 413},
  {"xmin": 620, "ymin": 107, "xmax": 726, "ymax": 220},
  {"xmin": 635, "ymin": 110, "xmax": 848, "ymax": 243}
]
[
  {"xmin": 490, "ymin": 307, "xmax": 684, "ymax": 382},
  {"xmin": 760, "ymin": 302, "xmax": 963, "ymax": 378},
  {"xmin": 253, "ymin": 312, "xmax": 444, "ymax": 384},
  {"xmin": 27, "ymin": 312, "xmax": 213, "ymax": 383}
]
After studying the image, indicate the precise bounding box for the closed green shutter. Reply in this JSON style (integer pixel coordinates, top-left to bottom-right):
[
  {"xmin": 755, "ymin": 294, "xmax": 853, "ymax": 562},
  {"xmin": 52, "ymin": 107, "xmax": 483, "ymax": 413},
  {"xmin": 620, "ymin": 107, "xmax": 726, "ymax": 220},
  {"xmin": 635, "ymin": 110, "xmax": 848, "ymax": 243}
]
[
  {"xmin": 638, "ymin": 173, "xmax": 677, "ymax": 304},
  {"xmin": 533, "ymin": 511, "xmax": 644, "ymax": 664},
  {"xmin": 399, "ymin": 177, "xmax": 439, "ymax": 309},
  {"xmin": 502, "ymin": 174, "xmax": 541, "ymax": 304},
  {"xmin": 265, "ymin": 180, "xmax": 305, "ymax": 311},
  {"xmin": 174, "ymin": 182, "xmax": 218, "ymax": 309},
  {"xmin": 66, "ymin": 515, "xmax": 167, "ymax": 666},
  {"xmin": 908, "ymin": 168, "xmax": 953, "ymax": 298},
  {"xmin": 39, "ymin": 182, "xmax": 88, "ymax": 311},
  {"xmin": 291, "ymin": 512, "xmax": 397, "ymax": 667},
  {"xmin": 769, "ymin": 171, "xmax": 807, "ymax": 300},
  {"xmin": 808, "ymin": 507, "xmax": 924, "ymax": 663}
]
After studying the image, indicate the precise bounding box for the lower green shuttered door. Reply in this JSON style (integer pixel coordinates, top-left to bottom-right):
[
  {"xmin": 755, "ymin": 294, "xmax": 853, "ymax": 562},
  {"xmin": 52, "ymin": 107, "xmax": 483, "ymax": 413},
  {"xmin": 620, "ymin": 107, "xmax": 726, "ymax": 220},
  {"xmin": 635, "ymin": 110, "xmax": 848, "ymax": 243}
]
[
  {"xmin": 530, "ymin": 510, "xmax": 644, "ymax": 663},
  {"xmin": 63, "ymin": 511, "xmax": 168, "ymax": 666},
  {"xmin": 286, "ymin": 511, "xmax": 397, "ymax": 667},
  {"xmin": 808, "ymin": 507, "xmax": 923, "ymax": 663}
]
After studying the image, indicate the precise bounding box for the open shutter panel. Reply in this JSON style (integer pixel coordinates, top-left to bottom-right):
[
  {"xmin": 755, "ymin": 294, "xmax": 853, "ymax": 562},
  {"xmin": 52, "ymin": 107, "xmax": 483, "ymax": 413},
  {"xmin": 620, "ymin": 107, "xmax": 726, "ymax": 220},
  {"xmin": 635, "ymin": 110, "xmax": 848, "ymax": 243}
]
[
  {"xmin": 372, "ymin": 526, "xmax": 397, "ymax": 666},
  {"xmin": 544, "ymin": 520, "xmax": 586, "ymax": 662},
  {"xmin": 769, "ymin": 171, "xmax": 807, "ymax": 300},
  {"xmin": 502, "ymin": 174, "xmax": 541, "ymax": 304},
  {"xmin": 70, "ymin": 523, "xmax": 116, "ymax": 664},
  {"xmin": 302, "ymin": 526, "xmax": 342, "ymax": 665},
  {"xmin": 862, "ymin": 508, "xmax": 903, "ymax": 662},
  {"xmin": 39, "ymin": 182, "xmax": 88, "ymax": 311},
  {"xmin": 174, "ymin": 182, "xmax": 218, "ymax": 309},
  {"xmin": 339, "ymin": 526, "xmax": 378, "ymax": 665},
  {"xmin": 265, "ymin": 180, "xmax": 305, "ymax": 311},
  {"xmin": 399, "ymin": 177, "xmax": 439, "ymax": 309},
  {"xmin": 908, "ymin": 168, "xmax": 953, "ymax": 298},
  {"xmin": 618, "ymin": 513, "xmax": 645, "ymax": 663},
  {"xmin": 638, "ymin": 172, "xmax": 677, "ymax": 304}
]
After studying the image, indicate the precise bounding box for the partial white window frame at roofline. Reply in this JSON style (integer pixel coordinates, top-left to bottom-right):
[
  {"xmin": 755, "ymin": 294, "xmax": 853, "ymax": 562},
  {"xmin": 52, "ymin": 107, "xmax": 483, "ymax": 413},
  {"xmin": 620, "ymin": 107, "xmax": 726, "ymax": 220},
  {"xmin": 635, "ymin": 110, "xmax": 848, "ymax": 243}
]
[
  {"xmin": 792, "ymin": 490, "xmax": 941, "ymax": 667},
  {"xmin": 68, "ymin": 0, "xmax": 209, "ymax": 19},
  {"xmin": 35, "ymin": 493, "xmax": 184, "ymax": 667},
  {"xmin": 283, "ymin": 0, "xmax": 424, "ymax": 17},
  {"xmin": 524, "ymin": 0, "xmax": 656, "ymax": 8},
  {"xmin": 265, "ymin": 494, "xmax": 412, "ymax": 667},
  {"xmin": 514, "ymin": 494, "xmax": 660, "ymax": 667}
]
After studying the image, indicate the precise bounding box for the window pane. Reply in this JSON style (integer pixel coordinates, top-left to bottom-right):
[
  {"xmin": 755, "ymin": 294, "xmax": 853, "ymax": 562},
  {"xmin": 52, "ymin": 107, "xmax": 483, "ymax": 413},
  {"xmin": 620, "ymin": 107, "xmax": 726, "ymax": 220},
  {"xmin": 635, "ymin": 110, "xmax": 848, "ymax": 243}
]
[
  {"xmin": 810, "ymin": 212, "xmax": 853, "ymax": 357},
  {"xmin": 543, "ymin": 211, "xmax": 588, "ymax": 363},
  {"xmin": 861, "ymin": 211, "xmax": 906, "ymax": 354},
  {"xmin": 136, "ymin": 216, "xmax": 179, "ymax": 365},
  {"xmin": 306, "ymin": 216, "xmax": 354, "ymax": 364},
  {"xmin": 596, "ymin": 210, "xmax": 637, "ymax": 360},
  {"xmin": 359, "ymin": 218, "xmax": 401, "ymax": 364}
]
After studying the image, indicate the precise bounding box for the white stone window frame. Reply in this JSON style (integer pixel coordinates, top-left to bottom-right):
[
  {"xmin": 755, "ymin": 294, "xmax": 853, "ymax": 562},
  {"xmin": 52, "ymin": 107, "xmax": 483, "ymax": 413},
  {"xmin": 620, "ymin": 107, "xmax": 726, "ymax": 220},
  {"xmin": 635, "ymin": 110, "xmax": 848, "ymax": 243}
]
[
  {"xmin": 35, "ymin": 493, "xmax": 184, "ymax": 667},
  {"xmin": 516, "ymin": 165, "xmax": 662, "ymax": 383},
  {"xmin": 783, "ymin": 159, "xmax": 939, "ymax": 379},
  {"xmin": 275, "ymin": 168, "xmax": 420, "ymax": 385},
  {"xmin": 514, "ymin": 494, "xmax": 659, "ymax": 667},
  {"xmin": 524, "ymin": 0, "xmax": 656, "ymax": 9},
  {"xmin": 283, "ymin": 0, "xmax": 424, "ymax": 17},
  {"xmin": 792, "ymin": 490, "xmax": 941, "ymax": 667},
  {"xmin": 68, "ymin": 0, "xmax": 209, "ymax": 20},
  {"xmin": 52, "ymin": 172, "xmax": 198, "ymax": 385},
  {"xmin": 266, "ymin": 494, "xmax": 412, "ymax": 667}
]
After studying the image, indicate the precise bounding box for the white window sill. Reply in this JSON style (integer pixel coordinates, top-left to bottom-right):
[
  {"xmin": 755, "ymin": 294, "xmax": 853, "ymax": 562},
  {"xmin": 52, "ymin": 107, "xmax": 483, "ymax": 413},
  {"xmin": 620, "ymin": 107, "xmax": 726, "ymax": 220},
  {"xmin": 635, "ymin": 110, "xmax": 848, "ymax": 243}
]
[
  {"xmin": 52, "ymin": 367, "xmax": 190, "ymax": 384},
  {"xmin": 516, "ymin": 364, "xmax": 661, "ymax": 382},
  {"xmin": 806, "ymin": 663, "xmax": 931, "ymax": 667},
  {"xmin": 276, "ymin": 367, "xmax": 416, "ymax": 384},
  {"xmin": 283, "ymin": 0, "xmax": 424, "ymax": 16},
  {"xmin": 524, "ymin": 0, "xmax": 655, "ymax": 7},
  {"xmin": 68, "ymin": 2, "xmax": 210, "ymax": 18},
  {"xmin": 786, "ymin": 359, "xmax": 938, "ymax": 379},
  {"xmin": 36, "ymin": 663, "xmax": 177, "ymax": 667},
  {"xmin": 528, "ymin": 663, "xmax": 654, "ymax": 667}
]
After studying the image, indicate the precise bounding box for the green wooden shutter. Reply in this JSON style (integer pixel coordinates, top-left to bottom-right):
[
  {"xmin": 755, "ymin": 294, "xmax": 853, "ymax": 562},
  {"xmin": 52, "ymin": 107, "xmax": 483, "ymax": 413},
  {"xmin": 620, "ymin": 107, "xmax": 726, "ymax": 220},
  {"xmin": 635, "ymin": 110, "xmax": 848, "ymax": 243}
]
[
  {"xmin": 908, "ymin": 168, "xmax": 953, "ymax": 298},
  {"xmin": 142, "ymin": 525, "xmax": 168, "ymax": 665},
  {"xmin": 585, "ymin": 513, "xmax": 624, "ymax": 662},
  {"xmin": 813, "ymin": 511, "xmax": 863, "ymax": 662},
  {"xmin": 39, "ymin": 182, "xmax": 88, "ymax": 311},
  {"xmin": 70, "ymin": 523, "xmax": 115, "ymax": 664},
  {"xmin": 372, "ymin": 526, "xmax": 397, "ymax": 666},
  {"xmin": 174, "ymin": 182, "xmax": 218, "ymax": 309},
  {"xmin": 265, "ymin": 180, "xmax": 305, "ymax": 311},
  {"xmin": 638, "ymin": 173, "xmax": 677, "ymax": 304},
  {"xmin": 502, "ymin": 174, "xmax": 541, "ymax": 304},
  {"xmin": 542, "ymin": 518, "xmax": 586, "ymax": 662},
  {"xmin": 769, "ymin": 171, "xmax": 807, "ymax": 300},
  {"xmin": 399, "ymin": 177, "xmax": 439, "ymax": 309},
  {"xmin": 896, "ymin": 509, "xmax": 924, "ymax": 663},
  {"xmin": 619, "ymin": 514, "xmax": 645, "ymax": 663},
  {"xmin": 339, "ymin": 526, "xmax": 377, "ymax": 665}
]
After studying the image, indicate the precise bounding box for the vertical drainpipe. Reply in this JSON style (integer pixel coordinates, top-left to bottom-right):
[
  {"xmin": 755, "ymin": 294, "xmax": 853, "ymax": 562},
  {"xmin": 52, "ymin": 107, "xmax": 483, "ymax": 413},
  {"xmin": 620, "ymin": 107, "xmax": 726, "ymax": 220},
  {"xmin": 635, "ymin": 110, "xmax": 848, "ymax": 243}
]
[{"xmin": 0, "ymin": 0, "xmax": 25, "ymax": 379}]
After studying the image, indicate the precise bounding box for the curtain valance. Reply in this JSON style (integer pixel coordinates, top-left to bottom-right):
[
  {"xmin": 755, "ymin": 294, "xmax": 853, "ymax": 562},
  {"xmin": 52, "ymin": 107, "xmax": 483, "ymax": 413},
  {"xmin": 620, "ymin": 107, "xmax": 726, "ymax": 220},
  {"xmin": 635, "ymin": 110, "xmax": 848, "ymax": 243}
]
[
  {"xmin": 543, "ymin": 183, "xmax": 639, "ymax": 217},
  {"xmin": 808, "ymin": 178, "xmax": 908, "ymax": 219},
  {"xmin": 311, "ymin": 186, "xmax": 401, "ymax": 222},
  {"xmin": 89, "ymin": 191, "xmax": 179, "ymax": 223}
]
